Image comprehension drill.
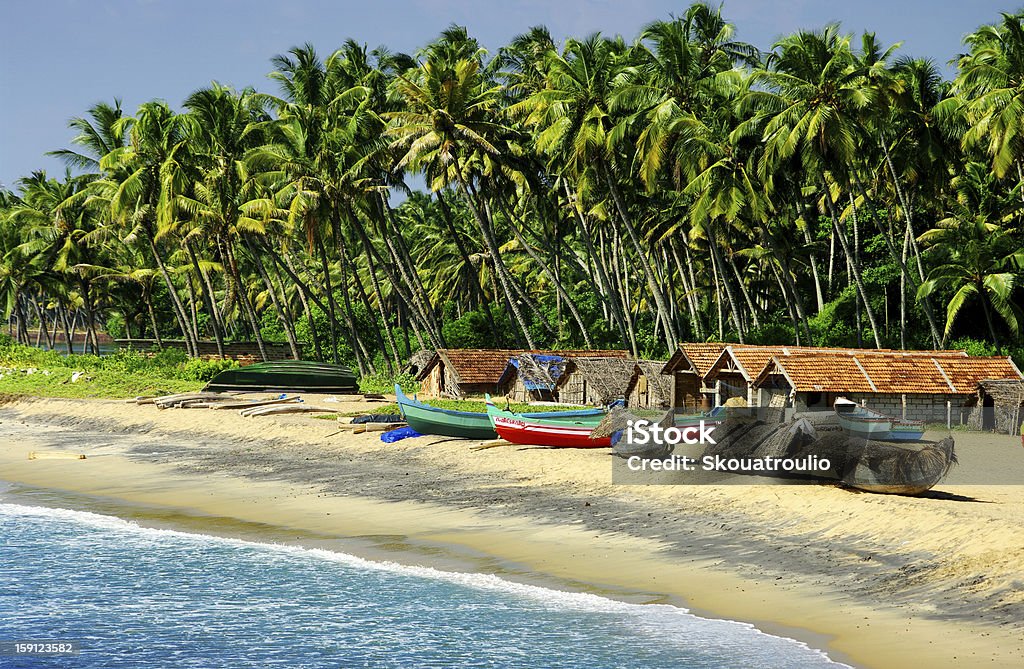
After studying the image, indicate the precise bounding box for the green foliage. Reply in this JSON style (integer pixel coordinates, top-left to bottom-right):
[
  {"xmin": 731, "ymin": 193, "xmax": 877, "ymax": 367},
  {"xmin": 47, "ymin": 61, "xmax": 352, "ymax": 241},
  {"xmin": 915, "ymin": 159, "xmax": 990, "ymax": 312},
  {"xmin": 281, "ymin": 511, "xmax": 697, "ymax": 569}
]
[
  {"xmin": 442, "ymin": 307, "xmax": 500, "ymax": 348},
  {"xmin": 358, "ymin": 371, "xmax": 419, "ymax": 394},
  {"xmin": 0, "ymin": 340, "xmax": 233, "ymax": 397},
  {"xmin": 4, "ymin": 5, "xmax": 1024, "ymax": 372}
]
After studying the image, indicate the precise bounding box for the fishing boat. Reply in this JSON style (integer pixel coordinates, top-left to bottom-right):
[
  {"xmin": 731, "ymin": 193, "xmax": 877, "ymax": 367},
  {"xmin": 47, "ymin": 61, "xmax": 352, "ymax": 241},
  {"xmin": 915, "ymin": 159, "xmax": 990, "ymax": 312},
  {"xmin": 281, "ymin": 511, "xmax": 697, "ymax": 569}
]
[
  {"xmin": 394, "ymin": 386, "xmax": 605, "ymax": 440},
  {"xmin": 833, "ymin": 398, "xmax": 925, "ymax": 441},
  {"xmin": 205, "ymin": 360, "xmax": 359, "ymax": 393},
  {"xmin": 485, "ymin": 401, "xmax": 611, "ymax": 448},
  {"xmin": 840, "ymin": 436, "xmax": 956, "ymax": 495}
]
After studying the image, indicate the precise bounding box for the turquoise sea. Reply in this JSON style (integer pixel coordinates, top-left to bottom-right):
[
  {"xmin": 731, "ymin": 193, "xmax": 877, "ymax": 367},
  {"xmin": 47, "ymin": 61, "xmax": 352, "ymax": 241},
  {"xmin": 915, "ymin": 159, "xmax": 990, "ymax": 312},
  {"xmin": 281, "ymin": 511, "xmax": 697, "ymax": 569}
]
[{"xmin": 0, "ymin": 503, "xmax": 846, "ymax": 668}]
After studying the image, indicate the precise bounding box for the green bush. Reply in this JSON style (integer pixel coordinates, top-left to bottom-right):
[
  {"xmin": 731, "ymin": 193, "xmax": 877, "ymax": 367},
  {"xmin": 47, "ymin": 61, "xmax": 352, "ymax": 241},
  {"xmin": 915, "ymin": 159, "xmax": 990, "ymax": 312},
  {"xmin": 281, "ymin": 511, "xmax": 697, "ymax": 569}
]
[
  {"xmin": 177, "ymin": 358, "xmax": 238, "ymax": 382},
  {"xmin": 359, "ymin": 371, "xmax": 418, "ymax": 394}
]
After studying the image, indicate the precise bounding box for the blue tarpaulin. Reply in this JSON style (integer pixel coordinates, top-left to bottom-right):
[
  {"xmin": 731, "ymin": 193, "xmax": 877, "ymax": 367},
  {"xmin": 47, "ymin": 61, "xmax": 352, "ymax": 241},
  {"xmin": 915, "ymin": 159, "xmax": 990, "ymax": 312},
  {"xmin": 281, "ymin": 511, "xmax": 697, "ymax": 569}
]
[
  {"xmin": 381, "ymin": 426, "xmax": 422, "ymax": 443},
  {"xmin": 511, "ymin": 354, "xmax": 566, "ymax": 391}
]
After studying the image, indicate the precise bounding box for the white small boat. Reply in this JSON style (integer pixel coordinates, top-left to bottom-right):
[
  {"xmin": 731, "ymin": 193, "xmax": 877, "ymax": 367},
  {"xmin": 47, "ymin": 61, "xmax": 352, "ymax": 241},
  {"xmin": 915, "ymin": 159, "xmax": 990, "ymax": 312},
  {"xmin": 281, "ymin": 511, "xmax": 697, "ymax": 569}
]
[{"xmin": 833, "ymin": 398, "xmax": 925, "ymax": 441}]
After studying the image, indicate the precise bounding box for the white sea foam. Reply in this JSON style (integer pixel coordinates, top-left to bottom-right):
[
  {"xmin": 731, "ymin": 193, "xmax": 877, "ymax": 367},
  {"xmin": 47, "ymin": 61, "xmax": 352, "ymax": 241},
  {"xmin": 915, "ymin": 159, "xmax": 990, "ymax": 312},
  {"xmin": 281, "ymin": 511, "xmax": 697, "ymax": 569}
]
[{"xmin": 0, "ymin": 502, "xmax": 848, "ymax": 666}]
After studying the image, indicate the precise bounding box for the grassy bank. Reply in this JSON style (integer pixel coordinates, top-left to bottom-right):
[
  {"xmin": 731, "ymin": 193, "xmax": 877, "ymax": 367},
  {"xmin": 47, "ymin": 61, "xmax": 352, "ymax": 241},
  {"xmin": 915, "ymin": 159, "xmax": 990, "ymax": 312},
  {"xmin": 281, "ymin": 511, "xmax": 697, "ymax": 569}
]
[{"xmin": 0, "ymin": 336, "xmax": 228, "ymax": 399}]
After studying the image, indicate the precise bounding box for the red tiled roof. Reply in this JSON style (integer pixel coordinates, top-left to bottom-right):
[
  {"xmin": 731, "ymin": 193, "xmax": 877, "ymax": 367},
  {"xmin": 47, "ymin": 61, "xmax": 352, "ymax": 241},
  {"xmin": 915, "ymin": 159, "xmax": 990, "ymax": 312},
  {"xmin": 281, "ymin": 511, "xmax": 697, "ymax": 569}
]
[{"xmin": 756, "ymin": 350, "xmax": 1022, "ymax": 394}]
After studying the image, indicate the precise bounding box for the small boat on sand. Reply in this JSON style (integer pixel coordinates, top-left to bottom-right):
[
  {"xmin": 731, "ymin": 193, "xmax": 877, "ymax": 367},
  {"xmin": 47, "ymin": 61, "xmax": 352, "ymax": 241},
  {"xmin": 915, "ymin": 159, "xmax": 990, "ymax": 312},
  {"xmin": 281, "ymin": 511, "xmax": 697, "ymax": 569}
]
[
  {"xmin": 205, "ymin": 361, "xmax": 359, "ymax": 393},
  {"xmin": 394, "ymin": 386, "xmax": 605, "ymax": 439},
  {"xmin": 485, "ymin": 401, "xmax": 610, "ymax": 448},
  {"xmin": 834, "ymin": 398, "xmax": 925, "ymax": 441}
]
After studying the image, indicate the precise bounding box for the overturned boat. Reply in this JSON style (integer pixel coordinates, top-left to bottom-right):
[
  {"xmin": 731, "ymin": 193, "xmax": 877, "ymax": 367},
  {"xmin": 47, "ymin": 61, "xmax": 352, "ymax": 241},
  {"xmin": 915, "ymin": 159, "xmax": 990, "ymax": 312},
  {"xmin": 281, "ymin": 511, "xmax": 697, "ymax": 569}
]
[{"xmin": 204, "ymin": 361, "xmax": 359, "ymax": 394}]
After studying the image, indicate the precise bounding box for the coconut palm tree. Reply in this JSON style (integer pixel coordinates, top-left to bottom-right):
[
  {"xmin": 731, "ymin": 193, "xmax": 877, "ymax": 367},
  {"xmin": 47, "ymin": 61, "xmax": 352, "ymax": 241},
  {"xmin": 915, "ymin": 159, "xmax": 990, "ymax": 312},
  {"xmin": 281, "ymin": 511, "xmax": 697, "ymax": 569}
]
[
  {"xmin": 917, "ymin": 162, "xmax": 1024, "ymax": 349},
  {"xmin": 388, "ymin": 43, "xmax": 540, "ymax": 349},
  {"xmin": 97, "ymin": 100, "xmax": 199, "ymax": 355},
  {"xmin": 743, "ymin": 25, "xmax": 884, "ymax": 347}
]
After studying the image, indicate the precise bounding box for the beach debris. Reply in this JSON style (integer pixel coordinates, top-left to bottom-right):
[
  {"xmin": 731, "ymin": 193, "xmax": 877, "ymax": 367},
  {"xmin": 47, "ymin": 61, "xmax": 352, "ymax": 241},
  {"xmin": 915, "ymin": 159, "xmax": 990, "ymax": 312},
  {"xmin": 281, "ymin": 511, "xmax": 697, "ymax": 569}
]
[
  {"xmin": 239, "ymin": 404, "xmax": 336, "ymax": 417},
  {"xmin": 354, "ymin": 423, "xmax": 406, "ymax": 434},
  {"xmin": 470, "ymin": 439, "xmax": 513, "ymax": 451},
  {"xmin": 380, "ymin": 426, "xmax": 422, "ymax": 443},
  {"xmin": 29, "ymin": 451, "xmax": 86, "ymax": 460},
  {"xmin": 70, "ymin": 371, "xmax": 86, "ymax": 383}
]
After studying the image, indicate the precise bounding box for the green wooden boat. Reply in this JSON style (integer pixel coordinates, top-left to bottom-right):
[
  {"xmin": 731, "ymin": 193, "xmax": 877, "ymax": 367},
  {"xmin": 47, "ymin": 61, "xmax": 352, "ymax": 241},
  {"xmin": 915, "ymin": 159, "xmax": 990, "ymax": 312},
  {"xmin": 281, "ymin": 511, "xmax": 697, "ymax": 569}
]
[
  {"xmin": 394, "ymin": 386, "xmax": 607, "ymax": 439},
  {"xmin": 205, "ymin": 360, "xmax": 359, "ymax": 393}
]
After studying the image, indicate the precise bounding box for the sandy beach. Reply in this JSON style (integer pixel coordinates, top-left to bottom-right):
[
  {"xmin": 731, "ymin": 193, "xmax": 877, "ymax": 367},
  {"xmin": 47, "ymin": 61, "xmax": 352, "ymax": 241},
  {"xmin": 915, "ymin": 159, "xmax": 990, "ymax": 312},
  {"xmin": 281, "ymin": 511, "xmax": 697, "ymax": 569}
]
[{"xmin": 1, "ymin": 395, "xmax": 1023, "ymax": 668}]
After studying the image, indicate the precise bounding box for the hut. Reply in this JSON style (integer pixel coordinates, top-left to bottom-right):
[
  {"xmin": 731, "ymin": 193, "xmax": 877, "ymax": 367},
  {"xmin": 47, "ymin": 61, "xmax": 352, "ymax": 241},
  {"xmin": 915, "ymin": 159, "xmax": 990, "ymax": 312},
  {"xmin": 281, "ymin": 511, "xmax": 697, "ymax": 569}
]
[
  {"xmin": 974, "ymin": 379, "xmax": 1024, "ymax": 434},
  {"xmin": 417, "ymin": 349, "xmax": 524, "ymax": 398},
  {"xmin": 625, "ymin": 360, "xmax": 673, "ymax": 409},
  {"xmin": 556, "ymin": 357, "xmax": 637, "ymax": 406},
  {"xmin": 753, "ymin": 350, "xmax": 1023, "ymax": 424},
  {"xmin": 496, "ymin": 350, "xmax": 632, "ymax": 403},
  {"xmin": 699, "ymin": 344, "xmax": 976, "ymax": 409},
  {"xmin": 418, "ymin": 348, "xmax": 629, "ymax": 399},
  {"xmin": 661, "ymin": 342, "xmax": 725, "ymax": 410},
  {"xmin": 498, "ymin": 353, "xmax": 568, "ymax": 402}
]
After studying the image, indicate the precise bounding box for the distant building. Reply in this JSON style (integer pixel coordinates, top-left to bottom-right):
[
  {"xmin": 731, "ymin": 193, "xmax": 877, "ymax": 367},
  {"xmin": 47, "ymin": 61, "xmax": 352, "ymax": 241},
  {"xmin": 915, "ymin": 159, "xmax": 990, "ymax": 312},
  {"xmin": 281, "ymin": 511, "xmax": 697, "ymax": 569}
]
[
  {"xmin": 625, "ymin": 361, "xmax": 672, "ymax": 409},
  {"xmin": 416, "ymin": 348, "xmax": 628, "ymax": 399},
  {"xmin": 661, "ymin": 342, "xmax": 1024, "ymax": 426},
  {"xmin": 556, "ymin": 357, "xmax": 637, "ymax": 406}
]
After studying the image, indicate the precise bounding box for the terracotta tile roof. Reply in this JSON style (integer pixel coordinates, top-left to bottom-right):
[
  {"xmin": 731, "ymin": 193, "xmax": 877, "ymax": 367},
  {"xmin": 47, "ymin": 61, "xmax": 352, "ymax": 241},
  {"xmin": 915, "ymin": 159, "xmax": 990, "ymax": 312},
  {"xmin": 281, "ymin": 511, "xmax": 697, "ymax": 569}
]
[
  {"xmin": 755, "ymin": 350, "xmax": 1022, "ymax": 394},
  {"xmin": 663, "ymin": 342, "xmax": 728, "ymax": 377},
  {"xmin": 933, "ymin": 357, "xmax": 1024, "ymax": 393},
  {"xmin": 762, "ymin": 352, "xmax": 876, "ymax": 393},
  {"xmin": 706, "ymin": 344, "xmax": 970, "ymax": 382},
  {"xmin": 418, "ymin": 348, "xmax": 628, "ymax": 385}
]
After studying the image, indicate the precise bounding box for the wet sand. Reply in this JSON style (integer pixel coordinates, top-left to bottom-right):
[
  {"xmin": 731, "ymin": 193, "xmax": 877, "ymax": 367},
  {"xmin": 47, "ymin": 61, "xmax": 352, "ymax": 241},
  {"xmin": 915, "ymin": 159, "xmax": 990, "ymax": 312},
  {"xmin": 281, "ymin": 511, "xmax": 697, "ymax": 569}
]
[{"xmin": 1, "ymin": 395, "xmax": 1023, "ymax": 668}]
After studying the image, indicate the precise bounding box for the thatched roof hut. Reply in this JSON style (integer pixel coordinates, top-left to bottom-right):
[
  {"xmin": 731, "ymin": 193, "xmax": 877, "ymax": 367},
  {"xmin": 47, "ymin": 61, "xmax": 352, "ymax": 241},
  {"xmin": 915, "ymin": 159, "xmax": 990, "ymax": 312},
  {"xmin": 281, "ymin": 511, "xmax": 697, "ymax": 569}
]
[
  {"xmin": 499, "ymin": 353, "xmax": 569, "ymax": 402},
  {"xmin": 556, "ymin": 357, "xmax": 637, "ymax": 406},
  {"xmin": 974, "ymin": 379, "xmax": 1024, "ymax": 434},
  {"xmin": 625, "ymin": 360, "xmax": 672, "ymax": 409}
]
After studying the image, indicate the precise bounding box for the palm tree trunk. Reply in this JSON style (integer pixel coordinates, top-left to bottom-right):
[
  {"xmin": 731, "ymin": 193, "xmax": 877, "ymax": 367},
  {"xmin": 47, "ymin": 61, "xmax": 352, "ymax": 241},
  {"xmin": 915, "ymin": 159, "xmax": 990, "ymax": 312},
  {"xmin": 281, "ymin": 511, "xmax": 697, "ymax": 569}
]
[
  {"xmin": 244, "ymin": 237, "xmax": 300, "ymax": 360},
  {"xmin": 59, "ymin": 303, "xmax": 74, "ymax": 354},
  {"xmin": 225, "ymin": 240, "xmax": 268, "ymax": 362},
  {"xmin": 822, "ymin": 186, "xmax": 882, "ymax": 348},
  {"xmin": 378, "ymin": 194, "xmax": 444, "ymax": 343},
  {"xmin": 563, "ymin": 182, "xmax": 630, "ymax": 348},
  {"xmin": 452, "ymin": 171, "xmax": 535, "ymax": 349},
  {"xmin": 186, "ymin": 240, "xmax": 226, "ymax": 359},
  {"xmin": 979, "ymin": 286, "xmax": 1002, "ymax": 354},
  {"xmin": 668, "ymin": 238, "xmax": 701, "ymax": 339},
  {"xmin": 801, "ymin": 224, "xmax": 825, "ymax": 311},
  {"xmin": 601, "ymin": 162, "xmax": 678, "ymax": 350},
  {"xmin": 146, "ymin": 232, "xmax": 197, "ymax": 357},
  {"xmin": 500, "ymin": 200, "xmax": 593, "ymax": 347},
  {"xmin": 352, "ymin": 215, "xmax": 407, "ymax": 369},
  {"xmin": 728, "ymin": 254, "xmax": 760, "ymax": 330},
  {"xmin": 708, "ymin": 228, "xmax": 745, "ymax": 343},
  {"xmin": 314, "ymin": 235, "xmax": 342, "ymax": 364}
]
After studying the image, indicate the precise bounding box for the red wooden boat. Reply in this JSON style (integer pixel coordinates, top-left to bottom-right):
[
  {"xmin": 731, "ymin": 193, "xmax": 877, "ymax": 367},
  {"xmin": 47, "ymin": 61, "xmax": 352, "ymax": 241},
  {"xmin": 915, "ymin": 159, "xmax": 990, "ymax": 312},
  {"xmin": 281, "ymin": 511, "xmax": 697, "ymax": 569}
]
[{"xmin": 486, "ymin": 403, "xmax": 611, "ymax": 448}]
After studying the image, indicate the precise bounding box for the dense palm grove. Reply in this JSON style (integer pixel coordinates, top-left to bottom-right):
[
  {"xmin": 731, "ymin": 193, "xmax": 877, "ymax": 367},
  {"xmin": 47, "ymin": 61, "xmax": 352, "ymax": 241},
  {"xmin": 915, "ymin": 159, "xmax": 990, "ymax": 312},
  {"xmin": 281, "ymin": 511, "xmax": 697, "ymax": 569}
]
[{"xmin": 3, "ymin": 4, "xmax": 1024, "ymax": 374}]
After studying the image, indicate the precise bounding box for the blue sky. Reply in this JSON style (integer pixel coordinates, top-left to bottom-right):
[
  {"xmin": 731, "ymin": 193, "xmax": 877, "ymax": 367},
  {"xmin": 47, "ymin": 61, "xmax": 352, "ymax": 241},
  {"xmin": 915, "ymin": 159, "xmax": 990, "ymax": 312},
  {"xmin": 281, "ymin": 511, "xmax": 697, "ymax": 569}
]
[{"xmin": 0, "ymin": 0, "xmax": 1014, "ymax": 189}]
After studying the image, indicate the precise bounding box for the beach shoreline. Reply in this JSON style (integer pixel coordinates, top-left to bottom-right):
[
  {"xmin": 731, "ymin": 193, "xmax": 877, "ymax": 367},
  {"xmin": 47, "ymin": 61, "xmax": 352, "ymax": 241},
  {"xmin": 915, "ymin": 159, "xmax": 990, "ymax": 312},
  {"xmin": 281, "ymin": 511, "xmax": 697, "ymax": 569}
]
[{"xmin": 2, "ymin": 396, "xmax": 1023, "ymax": 668}]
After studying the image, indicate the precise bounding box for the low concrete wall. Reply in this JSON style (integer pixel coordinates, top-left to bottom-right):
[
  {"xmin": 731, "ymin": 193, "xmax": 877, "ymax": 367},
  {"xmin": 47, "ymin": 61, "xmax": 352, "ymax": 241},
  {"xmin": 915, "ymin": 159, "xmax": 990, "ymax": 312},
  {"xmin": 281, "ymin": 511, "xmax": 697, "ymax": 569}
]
[{"xmin": 793, "ymin": 392, "xmax": 972, "ymax": 424}]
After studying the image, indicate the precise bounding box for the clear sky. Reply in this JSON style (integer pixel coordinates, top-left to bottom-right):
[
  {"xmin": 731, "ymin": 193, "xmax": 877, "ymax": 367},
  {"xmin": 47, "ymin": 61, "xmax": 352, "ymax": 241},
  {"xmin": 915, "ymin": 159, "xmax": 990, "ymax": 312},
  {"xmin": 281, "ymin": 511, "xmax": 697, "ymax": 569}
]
[{"xmin": 0, "ymin": 0, "xmax": 1015, "ymax": 190}]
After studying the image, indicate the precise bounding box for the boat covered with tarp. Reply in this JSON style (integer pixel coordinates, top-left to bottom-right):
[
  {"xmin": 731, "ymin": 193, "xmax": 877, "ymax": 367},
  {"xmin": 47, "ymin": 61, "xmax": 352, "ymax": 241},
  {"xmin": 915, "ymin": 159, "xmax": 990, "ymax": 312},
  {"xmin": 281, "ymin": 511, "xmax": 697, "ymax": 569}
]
[{"xmin": 205, "ymin": 360, "xmax": 359, "ymax": 393}]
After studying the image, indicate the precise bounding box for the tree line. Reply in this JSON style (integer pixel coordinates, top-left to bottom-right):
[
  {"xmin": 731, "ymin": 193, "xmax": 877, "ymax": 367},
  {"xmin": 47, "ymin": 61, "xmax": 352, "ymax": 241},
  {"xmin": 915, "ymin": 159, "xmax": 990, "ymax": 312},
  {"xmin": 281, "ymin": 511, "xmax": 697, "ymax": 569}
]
[{"xmin": 2, "ymin": 3, "xmax": 1023, "ymax": 375}]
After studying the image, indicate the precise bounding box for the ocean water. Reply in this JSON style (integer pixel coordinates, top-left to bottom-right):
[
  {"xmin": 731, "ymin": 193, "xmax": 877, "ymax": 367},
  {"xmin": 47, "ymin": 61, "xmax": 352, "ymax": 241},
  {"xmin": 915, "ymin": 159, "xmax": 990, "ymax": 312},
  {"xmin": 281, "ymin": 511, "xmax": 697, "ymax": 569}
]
[{"xmin": 0, "ymin": 503, "xmax": 846, "ymax": 668}]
